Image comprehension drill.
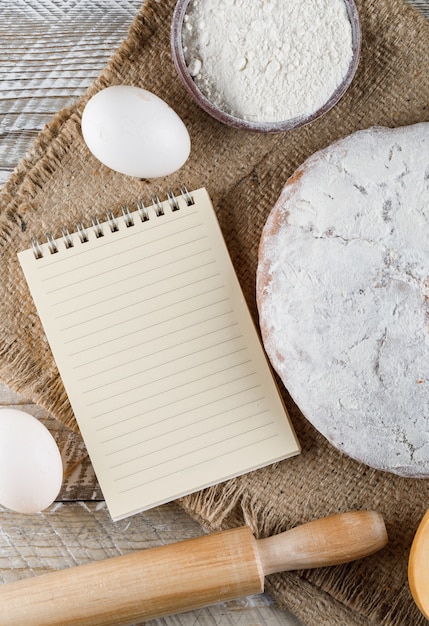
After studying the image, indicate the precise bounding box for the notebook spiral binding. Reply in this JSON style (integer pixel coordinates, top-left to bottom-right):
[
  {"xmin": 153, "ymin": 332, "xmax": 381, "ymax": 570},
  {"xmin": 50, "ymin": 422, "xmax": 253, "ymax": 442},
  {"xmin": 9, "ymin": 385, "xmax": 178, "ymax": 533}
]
[{"xmin": 31, "ymin": 186, "xmax": 194, "ymax": 260}]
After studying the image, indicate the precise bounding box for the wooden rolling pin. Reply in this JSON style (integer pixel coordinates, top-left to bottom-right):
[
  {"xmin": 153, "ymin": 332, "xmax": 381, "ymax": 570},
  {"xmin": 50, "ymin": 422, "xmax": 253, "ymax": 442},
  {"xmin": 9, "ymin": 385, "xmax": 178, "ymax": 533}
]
[{"xmin": 0, "ymin": 510, "xmax": 387, "ymax": 626}]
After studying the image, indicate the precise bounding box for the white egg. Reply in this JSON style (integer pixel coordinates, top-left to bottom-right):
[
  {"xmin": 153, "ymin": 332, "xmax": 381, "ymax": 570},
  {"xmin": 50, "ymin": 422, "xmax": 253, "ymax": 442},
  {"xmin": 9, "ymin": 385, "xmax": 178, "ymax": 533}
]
[
  {"xmin": 0, "ymin": 408, "xmax": 63, "ymax": 514},
  {"xmin": 81, "ymin": 85, "xmax": 191, "ymax": 178}
]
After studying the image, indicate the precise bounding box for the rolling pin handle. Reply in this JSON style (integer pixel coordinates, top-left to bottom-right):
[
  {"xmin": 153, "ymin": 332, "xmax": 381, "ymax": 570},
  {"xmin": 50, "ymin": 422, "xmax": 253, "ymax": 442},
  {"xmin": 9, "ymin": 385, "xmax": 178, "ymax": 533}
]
[{"xmin": 256, "ymin": 510, "xmax": 388, "ymax": 576}]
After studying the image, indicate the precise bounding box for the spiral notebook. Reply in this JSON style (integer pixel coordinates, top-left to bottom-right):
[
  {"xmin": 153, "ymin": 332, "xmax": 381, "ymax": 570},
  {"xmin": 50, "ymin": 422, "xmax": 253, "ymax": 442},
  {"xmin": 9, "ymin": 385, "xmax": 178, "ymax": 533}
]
[{"xmin": 18, "ymin": 187, "xmax": 299, "ymax": 520}]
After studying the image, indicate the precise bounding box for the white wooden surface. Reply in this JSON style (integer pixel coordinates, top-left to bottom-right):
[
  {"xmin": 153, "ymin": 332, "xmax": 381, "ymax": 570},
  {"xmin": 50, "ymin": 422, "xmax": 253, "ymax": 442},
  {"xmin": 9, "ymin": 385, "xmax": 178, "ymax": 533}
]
[{"xmin": 0, "ymin": 1, "xmax": 427, "ymax": 625}]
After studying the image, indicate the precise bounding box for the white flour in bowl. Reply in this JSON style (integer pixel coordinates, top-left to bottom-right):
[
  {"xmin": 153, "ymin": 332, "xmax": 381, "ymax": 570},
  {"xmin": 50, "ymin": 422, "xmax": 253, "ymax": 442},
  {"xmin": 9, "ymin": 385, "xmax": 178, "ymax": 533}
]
[{"xmin": 182, "ymin": 0, "xmax": 354, "ymax": 124}]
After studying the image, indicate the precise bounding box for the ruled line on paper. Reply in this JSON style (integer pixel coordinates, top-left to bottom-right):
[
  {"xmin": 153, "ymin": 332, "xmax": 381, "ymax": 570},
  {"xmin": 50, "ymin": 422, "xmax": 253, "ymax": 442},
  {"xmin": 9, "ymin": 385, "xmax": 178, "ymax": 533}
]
[
  {"xmin": 117, "ymin": 434, "xmax": 280, "ymax": 493},
  {"xmin": 85, "ymin": 354, "xmax": 251, "ymax": 406},
  {"xmin": 98, "ymin": 390, "xmax": 265, "ymax": 437},
  {"xmin": 55, "ymin": 269, "xmax": 222, "ymax": 320},
  {"xmin": 110, "ymin": 414, "xmax": 274, "ymax": 470},
  {"xmin": 102, "ymin": 400, "xmax": 267, "ymax": 448},
  {"xmin": 59, "ymin": 284, "xmax": 225, "ymax": 333},
  {"xmin": 71, "ymin": 311, "xmax": 236, "ymax": 365},
  {"xmin": 115, "ymin": 422, "xmax": 275, "ymax": 481},
  {"xmin": 39, "ymin": 209, "xmax": 201, "ymax": 277},
  {"xmin": 87, "ymin": 359, "xmax": 255, "ymax": 409},
  {"xmin": 51, "ymin": 251, "xmax": 214, "ymax": 306},
  {"xmin": 46, "ymin": 236, "xmax": 210, "ymax": 302},
  {"xmin": 73, "ymin": 314, "xmax": 238, "ymax": 368},
  {"xmin": 90, "ymin": 370, "xmax": 259, "ymax": 420},
  {"xmin": 75, "ymin": 319, "xmax": 239, "ymax": 376},
  {"xmin": 41, "ymin": 222, "xmax": 204, "ymax": 284},
  {"xmin": 45, "ymin": 234, "xmax": 209, "ymax": 296},
  {"xmin": 79, "ymin": 334, "xmax": 245, "ymax": 391},
  {"xmin": 63, "ymin": 296, "xmax": 231, "ymax": 345}
]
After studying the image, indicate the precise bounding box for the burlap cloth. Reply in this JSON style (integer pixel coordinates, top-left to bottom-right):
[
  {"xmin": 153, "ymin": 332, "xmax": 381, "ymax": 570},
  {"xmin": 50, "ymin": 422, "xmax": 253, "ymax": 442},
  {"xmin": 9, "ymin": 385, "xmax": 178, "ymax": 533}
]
[{"xmin": 1, "ymin": 0, "xmax": 429, "ymax": 623}]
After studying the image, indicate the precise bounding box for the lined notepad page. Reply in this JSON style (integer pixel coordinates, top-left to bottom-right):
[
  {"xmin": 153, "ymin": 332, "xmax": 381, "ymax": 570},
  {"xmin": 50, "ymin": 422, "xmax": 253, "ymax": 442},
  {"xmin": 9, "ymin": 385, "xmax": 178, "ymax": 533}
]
[{"xmin": 18, "ymin": 188, "xmax": 299, "ymax": 520}]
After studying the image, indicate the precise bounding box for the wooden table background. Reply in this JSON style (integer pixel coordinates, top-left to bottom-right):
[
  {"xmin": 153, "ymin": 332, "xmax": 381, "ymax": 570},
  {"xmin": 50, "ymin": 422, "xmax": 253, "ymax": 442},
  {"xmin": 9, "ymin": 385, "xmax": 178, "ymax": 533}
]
[{"xmin": 0, "ymin": 2, "xmax": 428, "ymax": 625}]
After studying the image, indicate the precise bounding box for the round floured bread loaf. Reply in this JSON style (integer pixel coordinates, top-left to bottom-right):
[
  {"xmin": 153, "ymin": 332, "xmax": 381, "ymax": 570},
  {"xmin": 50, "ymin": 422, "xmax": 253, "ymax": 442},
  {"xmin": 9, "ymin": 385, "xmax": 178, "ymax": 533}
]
[{"xmin": 257, "ymin": 122, "xmax": 429, "ymax": 477}]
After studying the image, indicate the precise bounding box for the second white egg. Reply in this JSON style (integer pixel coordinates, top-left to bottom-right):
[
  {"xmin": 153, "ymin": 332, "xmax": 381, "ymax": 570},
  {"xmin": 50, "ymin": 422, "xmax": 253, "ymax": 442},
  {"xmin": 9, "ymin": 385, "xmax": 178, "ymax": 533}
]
[
  {"xmin": 81, "ymin": 85, "xmax": 191, "ymax": 179},
  {"xmin": 0, "ymin": 408, "xmax": 63, "ymax": 514}
]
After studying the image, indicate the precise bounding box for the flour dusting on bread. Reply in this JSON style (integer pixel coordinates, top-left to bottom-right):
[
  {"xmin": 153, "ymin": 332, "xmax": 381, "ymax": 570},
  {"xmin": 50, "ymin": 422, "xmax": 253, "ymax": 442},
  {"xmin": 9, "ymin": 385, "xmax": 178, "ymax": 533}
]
[{"xmin": 257, "ymin": 123, "xmax": 429, "ymax": 477}]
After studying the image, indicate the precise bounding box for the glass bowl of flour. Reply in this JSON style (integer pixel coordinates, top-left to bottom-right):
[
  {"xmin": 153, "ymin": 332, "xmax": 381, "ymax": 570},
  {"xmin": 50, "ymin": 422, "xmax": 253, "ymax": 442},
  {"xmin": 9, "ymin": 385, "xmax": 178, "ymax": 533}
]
[{"xmin": 171, "ymin": 0, "xmax": 361, "ymax": 132}]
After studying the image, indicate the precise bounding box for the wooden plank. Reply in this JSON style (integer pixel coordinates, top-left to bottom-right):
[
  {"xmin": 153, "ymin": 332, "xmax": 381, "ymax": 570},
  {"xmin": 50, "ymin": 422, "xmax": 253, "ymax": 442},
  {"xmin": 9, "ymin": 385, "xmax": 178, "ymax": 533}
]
[{"xmin": 0, "ymin": 0, "xmax": 144, "ymax": 183}]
